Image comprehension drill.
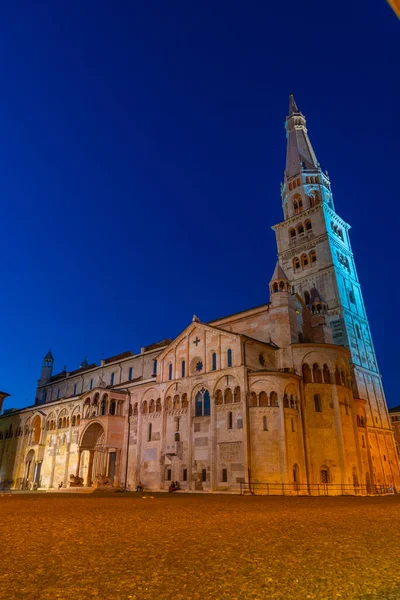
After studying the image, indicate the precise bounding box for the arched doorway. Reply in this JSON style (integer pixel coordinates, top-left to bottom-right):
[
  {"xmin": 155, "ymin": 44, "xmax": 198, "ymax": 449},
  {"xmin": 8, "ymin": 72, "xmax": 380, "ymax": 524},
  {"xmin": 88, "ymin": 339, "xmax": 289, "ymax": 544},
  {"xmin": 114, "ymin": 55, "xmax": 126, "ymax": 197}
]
[{"xmin": 77, "ymin": 423, "xmax": 107, "ymax": 487}]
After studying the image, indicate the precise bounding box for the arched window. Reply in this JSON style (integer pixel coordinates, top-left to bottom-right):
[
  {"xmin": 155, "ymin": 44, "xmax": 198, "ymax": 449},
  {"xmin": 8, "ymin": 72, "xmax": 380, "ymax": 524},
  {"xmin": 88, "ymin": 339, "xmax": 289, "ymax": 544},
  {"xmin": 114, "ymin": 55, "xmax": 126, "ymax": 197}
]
[
  {"xmin": 283, "ymin": 394, "xmax": 289, "ymax": 408},
  {"xmin": 173, "ymin": 395, "xmax": 180, "ymax": 410},
  {"xmin": 301, "ymin": 254, "xmax": 308, "ymax": 268},
  {"xmin": 320, "ymin": 467, "xmax": 330, "ymax": 484},
  {"xmin": 110, "ymin": 372, "xmax": 115, "ymax": 386},
  {"xmin": 168, "ymin": 364, "xmax": 173, "ymax": 381},
  {"xmin": 181, "ymin": 360, "xmax": 186, "ymax": 378},
  {"xmin": 323, "ymin": 364, "xmax": 331, "ymax": 384},
  {"xmin": 234, "ymin": 387, "xmax": 241, "ymax": 403},
  {"xmin": 306, "ymin": 176, "xmax": 310, "ymax": 184},
  {"xmin": 289, "ymin": 228, "xmax": 296, "ymax": 240},
  {"xmin": 109, "ymin": 400, "xmax": 116, "ymax": 415},
  {"xmin": 314, "ymin": 394, "xmax": 322, "ymax": 412},
  {"xmin": 302, "ymin": 363, "xmax": 312, "ymax": 383},
  {"xmin": 298, "ymin": 198, "xmax": 303, "ymax": 211},
  {"xmin": 249, "ymin": 392, "xmax": 257, "ymax": 407},
  {"xmin": 273, "ymin": 282, "xmax": 279, "ymax": 293},
  {"xmin": 72, "ymin": 415, "xmax": 76, "ymax": 427},
  {"xmin": 263, "ymin": 416, "xmax": 268, "ymax": 431},
  {"xmin": 133, "ymin": 403, "xmax": 138, "ymax": 416},
  {"xmin": 100, "ymin": 398, "xmax": 106, "ymax": 416},
  {"xmin": 293, "ymin": 199, "xmax": 299, "ymax": 214},
  {"xmin": 203, "ymin": 390, "xmax": 210, "ymax": 416},
  {"xmin": 195, "ymin": 389, "xmax": 211, "ymax": 417},
  {"xmin": 228, "ymin": 411, "xmax": 233, "ymax": 430},
  {"xmin": 76, "ymin": 415, "xmax": 81, "ymax": 425},
  {"xmin": 313, "ymin": 363, "xmax": 323, "ymax": 383},
  {"xmin": 148, "ymin": 423, "xmax": 152, "ymax": 442},
  {"xmin": 293, "ymin": 257, "xmax": 300, "ymax": 270},
  {"xmin": 212, "ymin": 353, "xmax": 217, "ymax": 371},
  {"xmin": 305, "ymin": 220, "xmax": 312, "ymax": 231},
  {"xmin": 227, "ymin": 349, "xmax": 232, "ymax": 368},
  {"xmin": 270, "ymin": 392, "xmax": 278, "ymax": 407},
  {"xmin": 215, "ymin": 390, "xmax": 223, "ymax": 405},
  {"xmin": 297, "ymin": 224, "xmax": 304, "ymax": 235},
  {"xmin": 149, "ymin": 399, "xmax": 155, "ymax": 413},
  {"xmin": 165, "ymin": 396, "xmax": 172, "ymax": 411},
  {"xmin": 224, "ymin": 388, "xmax": 233, "ymax": 404},
  {"xmin": 309, "ymin": 250, "xmax": 317, "ymax": 264},
  {"xmin": 259, "ymin": 391, "xmax": 268, "ymax": 406},
  {"xmin": 142, "ymin": 400, "xmax": 148, "ymax": 414},
  {"xmin": 335, "ymin": 368, "xmax": 341, "ymax": 386},
  {"xmin": 174, "ymin": 432, "xmax": 180, "ymax": 442},
  {"xmin": 156, "ymin": 398, "xmax": 162, "ymax": 412}
]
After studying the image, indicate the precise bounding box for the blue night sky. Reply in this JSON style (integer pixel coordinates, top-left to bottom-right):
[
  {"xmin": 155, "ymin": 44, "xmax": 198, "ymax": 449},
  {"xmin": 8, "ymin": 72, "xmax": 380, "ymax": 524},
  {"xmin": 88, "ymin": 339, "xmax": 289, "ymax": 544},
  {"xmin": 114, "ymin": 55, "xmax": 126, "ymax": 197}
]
[{"xmin": 1, "ymin": 1, "xmax": 398, "ymax": 410}]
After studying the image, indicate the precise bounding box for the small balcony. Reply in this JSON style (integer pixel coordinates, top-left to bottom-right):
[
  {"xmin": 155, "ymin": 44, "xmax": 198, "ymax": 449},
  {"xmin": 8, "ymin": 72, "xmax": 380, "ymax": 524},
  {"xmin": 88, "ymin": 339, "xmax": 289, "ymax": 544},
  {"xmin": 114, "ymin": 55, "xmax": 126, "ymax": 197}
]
[{"xmin": 165, "ymin": 441, "xmax": 183, "ymax": 457}]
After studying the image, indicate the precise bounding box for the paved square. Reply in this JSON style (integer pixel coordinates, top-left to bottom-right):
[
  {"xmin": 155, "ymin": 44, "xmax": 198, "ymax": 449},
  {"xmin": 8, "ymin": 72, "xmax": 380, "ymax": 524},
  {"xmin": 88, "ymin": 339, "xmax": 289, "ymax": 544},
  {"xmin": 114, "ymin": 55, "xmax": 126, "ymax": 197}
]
[{"xmin": 1, "ymin": 493, "xmax": 399, "ymax": 599}]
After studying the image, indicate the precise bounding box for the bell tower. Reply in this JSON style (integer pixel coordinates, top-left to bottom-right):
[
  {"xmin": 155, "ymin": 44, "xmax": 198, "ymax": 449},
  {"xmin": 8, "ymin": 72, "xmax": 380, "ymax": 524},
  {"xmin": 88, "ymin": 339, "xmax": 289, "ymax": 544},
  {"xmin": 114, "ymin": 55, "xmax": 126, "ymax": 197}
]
[{"xmin": 272, "ymin": 96, "xmax": 389, "ymax": 429}]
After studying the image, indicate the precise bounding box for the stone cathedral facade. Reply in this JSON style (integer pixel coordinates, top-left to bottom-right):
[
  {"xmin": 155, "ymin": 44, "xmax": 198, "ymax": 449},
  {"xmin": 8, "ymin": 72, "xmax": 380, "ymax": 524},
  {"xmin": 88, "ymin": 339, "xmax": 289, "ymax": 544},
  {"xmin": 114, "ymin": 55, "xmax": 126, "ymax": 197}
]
[{"xmin": 0, "ymin": 97, "xmax": 398, "ymax": 494}]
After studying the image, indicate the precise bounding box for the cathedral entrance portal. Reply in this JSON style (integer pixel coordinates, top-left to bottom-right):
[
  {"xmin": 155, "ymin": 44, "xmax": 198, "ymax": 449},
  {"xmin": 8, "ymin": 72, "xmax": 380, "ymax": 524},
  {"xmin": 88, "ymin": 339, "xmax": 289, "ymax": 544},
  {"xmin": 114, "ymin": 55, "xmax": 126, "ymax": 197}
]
[{"xmin": 77, "ymin": 423, "xmax": 107, "ymax": 487}]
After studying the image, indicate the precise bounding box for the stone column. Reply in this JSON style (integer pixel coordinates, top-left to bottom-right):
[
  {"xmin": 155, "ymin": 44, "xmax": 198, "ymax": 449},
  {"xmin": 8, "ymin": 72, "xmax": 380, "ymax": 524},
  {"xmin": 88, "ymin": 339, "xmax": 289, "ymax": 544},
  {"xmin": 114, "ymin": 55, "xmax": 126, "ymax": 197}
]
[
  {"xmin": 49, "ymin": 445, "xmax": 57, "ymax": 488},
  {"xmin": 75, "ymin": 449, "xmax": 82, "ymax": 477},
  {"xmin": 279, "ymin": 390, "xmax": 288, "ymax": 484},
  {"xmin": 135, "ymin": 406, "xmax": 143, "ymax": 488},
  {"xmin": 86, "ymin": 450, "xmax": 94, "ymax": 487},
  {"xmin": 188, "ymin": 390, "xmax": 193, "ymax": 490},
  {"xmin": 159, "ymin": 401, "xmax": 167, "ymax": 491},
  {"xmin": 241, "ymin": 364, "xmax": 251, "ymax": 489},
  {"xmin": 209, "ymin": 387, "xmax": 217, "ymax": 491},
  {"xmin": 331, "ymin": 385, "xmax": 346, "ymax": 485}
]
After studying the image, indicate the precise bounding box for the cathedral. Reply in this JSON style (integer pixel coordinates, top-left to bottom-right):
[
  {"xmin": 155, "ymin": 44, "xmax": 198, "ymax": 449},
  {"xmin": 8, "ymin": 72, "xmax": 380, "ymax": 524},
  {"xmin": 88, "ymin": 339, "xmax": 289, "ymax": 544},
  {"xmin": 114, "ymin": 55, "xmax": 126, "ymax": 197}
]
[{"xmin": 0, "ymin": 97, "xmax": 398, "ymax": 494}]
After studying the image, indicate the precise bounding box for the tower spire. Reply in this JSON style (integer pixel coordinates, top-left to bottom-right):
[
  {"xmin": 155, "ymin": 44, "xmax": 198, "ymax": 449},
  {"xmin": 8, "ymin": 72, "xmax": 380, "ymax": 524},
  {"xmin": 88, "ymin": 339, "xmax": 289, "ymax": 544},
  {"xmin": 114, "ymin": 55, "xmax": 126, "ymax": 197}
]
[
  {"xmin": 285, "ymin": 95, "xmax": 319, "ymax": 180},
  {"xmin": 288, "ymin": 94, "xmax": 299, "ymax": 115}
]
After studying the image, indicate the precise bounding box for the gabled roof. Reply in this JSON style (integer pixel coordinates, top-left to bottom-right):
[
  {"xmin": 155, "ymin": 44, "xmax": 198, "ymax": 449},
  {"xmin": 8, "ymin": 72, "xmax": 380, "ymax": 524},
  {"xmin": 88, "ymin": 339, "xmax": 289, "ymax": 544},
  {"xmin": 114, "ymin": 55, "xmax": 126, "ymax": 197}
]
[{"xmin": 156, "ymin": 320, "xmax": 242, "ymax": 361}]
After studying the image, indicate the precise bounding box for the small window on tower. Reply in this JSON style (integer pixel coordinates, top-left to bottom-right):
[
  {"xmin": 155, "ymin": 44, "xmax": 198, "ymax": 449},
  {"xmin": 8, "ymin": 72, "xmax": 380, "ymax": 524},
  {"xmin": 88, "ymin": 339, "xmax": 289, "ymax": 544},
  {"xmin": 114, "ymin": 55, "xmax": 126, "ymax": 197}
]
[{"xmin": 293, "ymin": 257, "xmax": 300, "ymax": 270}]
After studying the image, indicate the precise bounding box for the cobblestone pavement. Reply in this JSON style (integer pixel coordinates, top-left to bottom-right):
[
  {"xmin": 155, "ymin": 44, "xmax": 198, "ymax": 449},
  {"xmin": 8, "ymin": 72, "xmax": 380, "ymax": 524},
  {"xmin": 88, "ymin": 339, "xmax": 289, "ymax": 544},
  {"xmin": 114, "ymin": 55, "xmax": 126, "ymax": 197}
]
[{"xmin": 0, "ymin": 492, "xmax": 399, "ymax": 600}]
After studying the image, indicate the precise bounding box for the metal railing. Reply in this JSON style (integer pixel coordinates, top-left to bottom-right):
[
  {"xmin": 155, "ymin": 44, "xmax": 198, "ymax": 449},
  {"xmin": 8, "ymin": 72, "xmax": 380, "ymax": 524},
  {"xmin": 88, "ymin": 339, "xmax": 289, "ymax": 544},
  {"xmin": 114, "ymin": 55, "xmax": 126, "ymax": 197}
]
[{"xmin": 240, "ymin": 482, "xmax": 395, "ymax": 496}]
